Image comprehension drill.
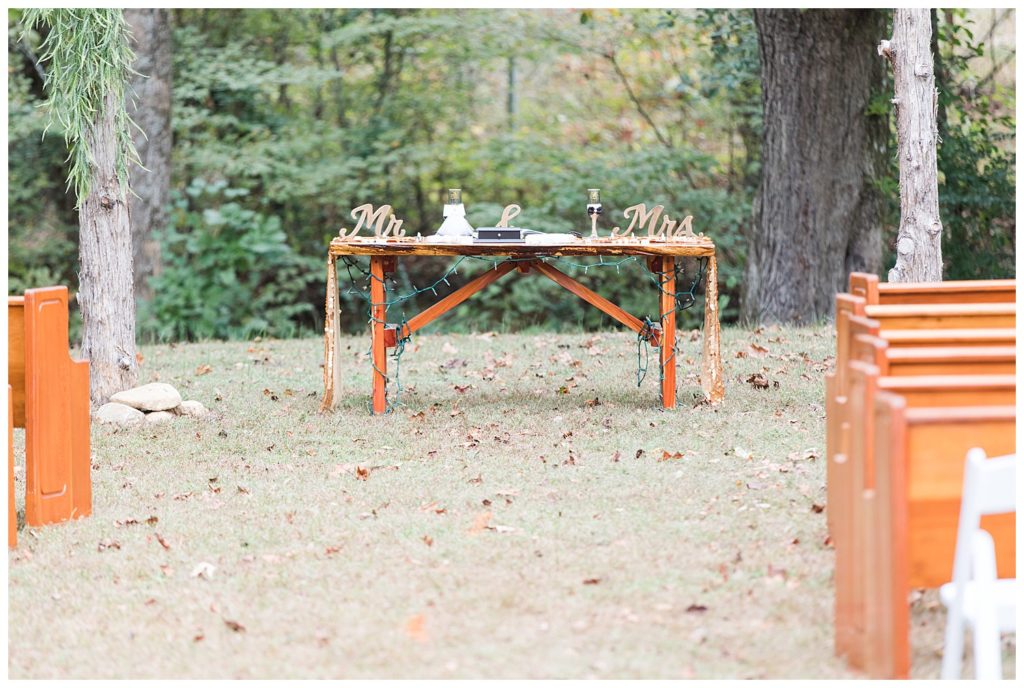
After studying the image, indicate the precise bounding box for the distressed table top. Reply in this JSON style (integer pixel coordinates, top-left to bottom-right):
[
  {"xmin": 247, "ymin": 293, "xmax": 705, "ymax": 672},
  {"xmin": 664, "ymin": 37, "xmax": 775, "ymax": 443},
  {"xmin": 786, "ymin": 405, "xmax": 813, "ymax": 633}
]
[{"xmin": 328, "ymin": 236, "xmax": 716, "ymax": 258}]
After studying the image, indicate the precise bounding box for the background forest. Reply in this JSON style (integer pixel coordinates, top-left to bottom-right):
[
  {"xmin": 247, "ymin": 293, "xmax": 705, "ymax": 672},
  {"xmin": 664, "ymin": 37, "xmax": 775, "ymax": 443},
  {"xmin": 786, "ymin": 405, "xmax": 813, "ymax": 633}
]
[{"xmin": 8, "ymin": 8, "xmax": 1016, "ymax": 341}]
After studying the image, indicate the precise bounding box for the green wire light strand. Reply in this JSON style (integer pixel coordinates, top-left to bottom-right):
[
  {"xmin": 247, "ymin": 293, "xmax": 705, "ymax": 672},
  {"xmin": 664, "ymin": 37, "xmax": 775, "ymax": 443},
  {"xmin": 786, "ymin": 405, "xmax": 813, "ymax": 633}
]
[{"xmin": 338, "ymin": 253, "xmax": 708, "ymax": 411}]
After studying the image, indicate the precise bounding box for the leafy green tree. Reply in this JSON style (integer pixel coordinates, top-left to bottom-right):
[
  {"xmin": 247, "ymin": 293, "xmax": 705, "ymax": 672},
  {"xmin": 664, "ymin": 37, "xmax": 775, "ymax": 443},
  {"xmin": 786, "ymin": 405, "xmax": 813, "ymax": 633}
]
[{"xmin": 23, "ymin": 9, "xmax": 140, "ymax": 402}]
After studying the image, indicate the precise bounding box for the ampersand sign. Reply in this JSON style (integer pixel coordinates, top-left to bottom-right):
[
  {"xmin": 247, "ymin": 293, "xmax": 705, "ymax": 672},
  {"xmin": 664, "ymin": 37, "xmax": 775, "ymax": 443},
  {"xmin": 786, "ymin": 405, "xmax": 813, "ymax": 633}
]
[{"xmin": 497, "ymin": 204, "xmax": 521, "ymax": 228}]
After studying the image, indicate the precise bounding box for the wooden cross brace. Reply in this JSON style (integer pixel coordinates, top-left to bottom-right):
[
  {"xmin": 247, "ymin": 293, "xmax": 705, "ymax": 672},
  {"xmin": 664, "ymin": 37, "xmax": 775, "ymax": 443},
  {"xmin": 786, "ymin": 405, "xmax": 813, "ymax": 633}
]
[{"xmin": 365, "ymin": 257, "xmax": 676, "ymax": 414}]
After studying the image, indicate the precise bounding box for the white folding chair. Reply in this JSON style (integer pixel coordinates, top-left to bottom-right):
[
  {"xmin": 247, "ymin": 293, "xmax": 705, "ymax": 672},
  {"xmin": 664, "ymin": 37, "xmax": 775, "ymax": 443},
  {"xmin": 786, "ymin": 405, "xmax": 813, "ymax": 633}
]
[{"xmin": 940, "ymin": 448, "xmax": 1017, "ymax": 680}]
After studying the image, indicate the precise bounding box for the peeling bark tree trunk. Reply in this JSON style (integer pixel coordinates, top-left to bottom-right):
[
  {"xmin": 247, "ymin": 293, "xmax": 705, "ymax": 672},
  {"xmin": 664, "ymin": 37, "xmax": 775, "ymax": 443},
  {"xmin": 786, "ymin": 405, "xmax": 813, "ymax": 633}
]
[
  {"xmin": 743, "ymin": 9, "xmax": 887, "ymax": 324},
  {"xmin": 879, "ymin": 9, "xmax": 943, "ymax": 283},
  {"xmin": 79, "ymin": 90, "xmax": 138, "ymax": 404},
  {"xmin": 125, "ymin": 8, "xmax": 172, "ymax": 302}
]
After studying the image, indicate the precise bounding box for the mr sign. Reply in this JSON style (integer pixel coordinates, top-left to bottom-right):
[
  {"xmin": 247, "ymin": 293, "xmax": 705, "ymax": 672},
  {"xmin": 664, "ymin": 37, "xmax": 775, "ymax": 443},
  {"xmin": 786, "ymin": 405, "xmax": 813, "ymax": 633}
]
[{"xmin": 338, "ymin": 204, "xmax": 406, "ymax": 239}]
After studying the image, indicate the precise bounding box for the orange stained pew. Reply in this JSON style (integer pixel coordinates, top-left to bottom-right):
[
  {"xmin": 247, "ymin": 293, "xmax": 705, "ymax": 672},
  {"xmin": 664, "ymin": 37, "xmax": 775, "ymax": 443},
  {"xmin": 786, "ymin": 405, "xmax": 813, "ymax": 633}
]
[
  {"xmin": 848, "ymin": 272, "xmax": 1016, "ymax": 306},
  {"xmin": 831, "ymin": 363, "xmax": 1015, "ymax": 668},
  {"xmin": 7, "ymin": 287, "xmax": 91, "ymax": 527},
  {"xmin": 862, "ymin": 398, "xmax": 1015, "ymax": 679},
  {"xmin": 8, "ymin": 385, "xmax": 15, "ymax": 548},
  {"xmin": 826, "ymin": 331, "xmax": 1015, "ymax": 535}
]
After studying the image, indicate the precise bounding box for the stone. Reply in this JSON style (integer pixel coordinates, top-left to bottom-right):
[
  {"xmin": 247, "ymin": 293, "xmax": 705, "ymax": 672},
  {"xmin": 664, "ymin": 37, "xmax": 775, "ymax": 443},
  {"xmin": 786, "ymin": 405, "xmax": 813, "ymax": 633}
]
[
  {"xmin": 145, "ymin": 411, "xmax": 174, "ymax": 425},
  {"xmin": 95, "ymin": 402, "xmax": 145, "ymax": 425},
  {"xmin": 110, "ymin": 383, "xmax": 182, "ymax": 412},
  {"xmin": 176, "ymin": 400, "xmax": 208, "ymax": 418}
]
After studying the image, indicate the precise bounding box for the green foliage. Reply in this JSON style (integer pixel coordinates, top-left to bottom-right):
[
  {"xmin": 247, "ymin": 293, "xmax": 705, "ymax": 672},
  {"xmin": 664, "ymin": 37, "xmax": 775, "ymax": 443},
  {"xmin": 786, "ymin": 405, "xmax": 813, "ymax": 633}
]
[
  {"xmin": 933, "ymin": 11, "xmax": 1016, "ymax": 279},
  {"xmin": 7, "ymin": 8, "xmax": 1014, "ymax": 339},
  {"xmin": 876, "ymin": 10, "xmax": 1015, "ymax": 279},
  {"xmin": 21, "ymin": 9, "xmax": 139, "ymax": 204},
  {"xmin": 139, "ymin": 178, "xmax": 321, "ymax": 341}
]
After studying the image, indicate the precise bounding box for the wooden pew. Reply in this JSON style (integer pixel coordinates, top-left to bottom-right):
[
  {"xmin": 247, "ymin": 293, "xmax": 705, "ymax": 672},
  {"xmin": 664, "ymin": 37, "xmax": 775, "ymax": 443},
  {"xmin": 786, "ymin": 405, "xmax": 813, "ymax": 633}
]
[
  {"xmin": 8, "ymin": 386, "xmax": 14, "ymax": 548},
  {"xmin": 826, "ymin": 298, "xmax": 1015, "ymax": 534},
  {"xmin": 863, "ymin": 396, "xmax": 1015, "ymax": 678},
  {"xmin": 832, "ymin": 295, "xmax": 1014, "ymax": 403},
  {"xmin": 827, "ymin": 330, "xmax": 1015, "ymax": 535},
  {"xmin": 849, "ymin": 272, "xmax": 1015, "ymax": 306},
  {"xmin": 832, "ymin": 361, "xmax": 1015, "ymax": 668},
  {"xmin": 7, "ymin": 287, "xmax": 91, "ymax": 527}
]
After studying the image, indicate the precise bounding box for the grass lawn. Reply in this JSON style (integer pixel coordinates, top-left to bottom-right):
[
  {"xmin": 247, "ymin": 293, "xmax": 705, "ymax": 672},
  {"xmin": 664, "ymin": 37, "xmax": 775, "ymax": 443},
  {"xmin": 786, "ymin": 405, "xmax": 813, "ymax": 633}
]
[{"xmin": 8, "ymin": 326, "xmax": 1010, "ymax": 678}]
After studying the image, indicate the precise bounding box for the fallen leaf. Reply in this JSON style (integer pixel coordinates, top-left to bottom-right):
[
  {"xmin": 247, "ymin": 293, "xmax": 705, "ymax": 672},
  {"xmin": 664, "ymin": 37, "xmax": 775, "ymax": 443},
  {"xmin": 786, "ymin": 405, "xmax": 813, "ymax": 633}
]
[
  {"xmin": 583, "ymin": 578, "xmax": 601, "ymax": 585},
  {"xmin": 325, "ymin": 546, "xmax": 342, "ymax": 556},
  {"xmin": 468, "ymin": 511, "xmax": 492, "ymax": 534},
  {"xmin": 487, "ymin": 524, "xmax": 516, "ymax": 533},
  {"xmin": 685, "ymin": 604, "xmax": 708, "ymax": 614},
  {"xmin": 155, "ymin": 532, "xmax": 170, "ymax": 550},
  {"xmin": 811, "ymin": 503, "xmax": 825, "ymax": 514},
  {"xmin": 223, "ymin": 619, "xmax": 246, "ymax": 633},
  {"xmin": 404, "ymin": 613, "xmax": 428, "ymax": 642},
  {"xmin": 585, "ymin": 397, "xmax": 601, "ymax": 407},
  {"xmin": 355, "ymin": 465, "xmax": 370, "ymax": 481},
  {"xmin": 97, "ymin": 539, "xmax": 121, "ymax": 552},
  {"xmin": 422, "ymin": 535, "xmax": 433, "ymax": 547},
  {"xmin": 658, "ymin": 450, "xmax": 685, "ymax": 462},
  {"xmin": 745, "ymin": 373, "xmax": 770, "ymax": 390},
  {"xmin": 195, "ymin": 364, "xmax": 213, "ymax": 376},
  {"xmin": 191, "ymin": 562, "xmax": 216, "ymax": 580}
]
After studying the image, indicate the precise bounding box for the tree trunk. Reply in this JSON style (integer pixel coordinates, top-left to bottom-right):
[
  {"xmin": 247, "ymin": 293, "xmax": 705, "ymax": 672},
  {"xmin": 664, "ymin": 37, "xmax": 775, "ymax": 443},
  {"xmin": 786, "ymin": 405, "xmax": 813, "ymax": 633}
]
[
  {"xmin": 79, "ymin": 90, "xmax": 138, "ymax": 404},
  {"xmin": 124, "ymin": 8, "xmax": 172, "ymax": 302},
  {"xmin": 879, "ymin": 9, "xmax": 943, "ymax": 283},
  {"xmin": 743, "ymin": 9, "xmax": 887, "ymax": 324}
]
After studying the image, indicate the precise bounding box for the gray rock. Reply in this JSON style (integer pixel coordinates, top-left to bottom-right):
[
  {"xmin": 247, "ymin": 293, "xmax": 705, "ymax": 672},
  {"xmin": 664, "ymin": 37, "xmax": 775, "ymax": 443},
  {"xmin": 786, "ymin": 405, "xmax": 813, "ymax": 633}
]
[
  {"xmin": 177, "ymin": 400, "xmax": 208, "ymax": 418},
  {"xmin": 110, "ymin": 383, "xmax": 182, "ymax": 412},
  {"xmin": 145, "ymin": 411, "xmax": 174, "ymax": 425},
  {"xmin": 95, "ymin": 402, "xmax": 145, "ymax": 425}
]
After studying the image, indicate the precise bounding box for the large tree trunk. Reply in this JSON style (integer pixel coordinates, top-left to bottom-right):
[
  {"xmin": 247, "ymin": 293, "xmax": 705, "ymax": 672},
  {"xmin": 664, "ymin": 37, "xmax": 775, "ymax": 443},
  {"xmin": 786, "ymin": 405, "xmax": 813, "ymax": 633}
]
[
  {"xmin": 743, "ymin": 9, "xmax": 888, "ymax": 324},
  {"xmin": 124, "ymin": 8, "xmax": 172, "ymax": 302},
  {"xmin": 879, "ymin": 9, "xmax": 943, "ymax": 283},
  {"xmin": 79, "ymin": 90, "xmax": 138, "ymax": 404}
]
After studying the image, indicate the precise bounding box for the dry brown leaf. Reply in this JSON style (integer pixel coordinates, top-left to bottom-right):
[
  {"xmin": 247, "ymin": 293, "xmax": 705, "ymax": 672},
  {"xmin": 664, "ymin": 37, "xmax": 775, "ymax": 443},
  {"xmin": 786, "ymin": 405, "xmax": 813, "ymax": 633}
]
[
  {"xmin": 195, "ymin": 364, "xmax": 213, "ymax": 376},
  {"xmin": 404, "ymin": 613, "xmax": 428, "ymax": 642},
  {"xmin": 468, "ymin": 511, "xmax": 492, "ymax": 534},
  {"xmin": 223, "ymin": 619, "xmax": 246, "ymax": 633},
  {"xmin": 745, "ymin": 373, "xmax": 770, "ymax": 390}
]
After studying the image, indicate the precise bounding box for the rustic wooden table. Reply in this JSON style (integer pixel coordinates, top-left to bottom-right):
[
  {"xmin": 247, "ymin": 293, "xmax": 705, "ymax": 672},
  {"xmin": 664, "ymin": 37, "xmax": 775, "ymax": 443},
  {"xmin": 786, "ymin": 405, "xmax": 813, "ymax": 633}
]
[{"xmin": 319, "ymin": 236, "xmax": 724, "ymax": 414}]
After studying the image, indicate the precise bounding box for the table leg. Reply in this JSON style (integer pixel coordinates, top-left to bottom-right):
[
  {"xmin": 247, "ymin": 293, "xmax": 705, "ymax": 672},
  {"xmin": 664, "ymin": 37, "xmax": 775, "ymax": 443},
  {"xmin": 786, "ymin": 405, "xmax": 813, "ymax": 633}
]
[
  {"xmin": 319, "ymin": 254, "xmax": 342, "ymax": 413},
  {"xmin": 700, "ymin": 254, "xmax": 725, "ymax": 403},
  {"xmin": 660, "ymin": 256, "xmax": 677, "ymax": 409},
  {"xmin": 370, "ymin": 256, "xmax": 388, "ymax": 414}
]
